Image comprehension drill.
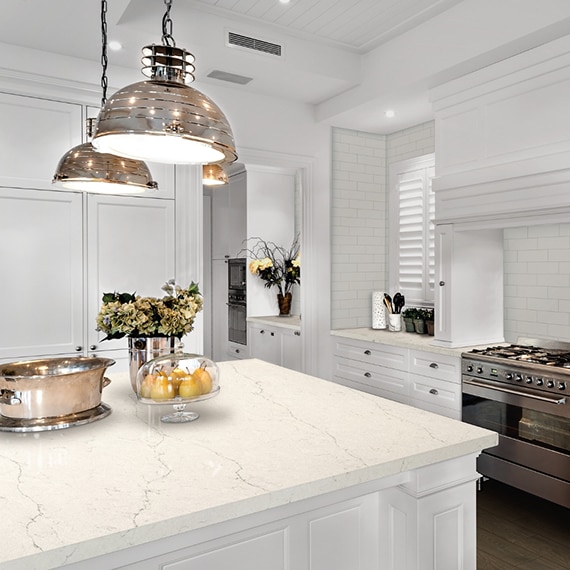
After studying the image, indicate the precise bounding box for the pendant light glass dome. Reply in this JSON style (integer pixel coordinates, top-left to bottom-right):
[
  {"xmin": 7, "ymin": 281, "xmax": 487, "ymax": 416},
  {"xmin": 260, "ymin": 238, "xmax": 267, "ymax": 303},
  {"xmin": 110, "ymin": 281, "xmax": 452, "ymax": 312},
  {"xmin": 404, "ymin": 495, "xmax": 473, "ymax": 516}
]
[
  {"xmin": 202, "ymin": 163, "xmax": 228, "ymax": 186},
  {"xmin": 92, "ymin": 2, "xmax": 238, "ymax": 166},
  {"xmin": 52, "ymin": 1, "xmax": 157, "ymax": 195}
]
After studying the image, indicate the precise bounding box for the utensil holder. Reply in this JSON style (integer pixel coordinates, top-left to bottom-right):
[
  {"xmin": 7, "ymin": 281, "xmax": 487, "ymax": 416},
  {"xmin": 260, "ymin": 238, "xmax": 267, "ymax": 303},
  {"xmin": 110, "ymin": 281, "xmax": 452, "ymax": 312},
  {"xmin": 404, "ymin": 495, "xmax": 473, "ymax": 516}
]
[{"xmin": 388, "ymin": 314, "xmax": 402, "ymax": 332}]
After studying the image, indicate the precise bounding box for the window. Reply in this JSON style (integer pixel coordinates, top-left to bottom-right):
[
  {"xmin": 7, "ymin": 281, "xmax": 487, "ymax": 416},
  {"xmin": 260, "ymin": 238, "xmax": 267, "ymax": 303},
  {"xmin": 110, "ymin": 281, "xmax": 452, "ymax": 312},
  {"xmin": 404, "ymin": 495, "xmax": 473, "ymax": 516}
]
[{"xmin": 389, "ymin": 154, "xmax": 435, "ymax": 305}]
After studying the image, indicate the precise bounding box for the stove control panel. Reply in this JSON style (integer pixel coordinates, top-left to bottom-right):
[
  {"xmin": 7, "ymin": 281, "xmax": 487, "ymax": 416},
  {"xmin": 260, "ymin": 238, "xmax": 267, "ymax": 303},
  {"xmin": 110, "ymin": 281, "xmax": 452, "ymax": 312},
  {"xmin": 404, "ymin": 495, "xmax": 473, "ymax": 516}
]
[{"xmin": 462, "ymin": 359, "xmax": 569, "ymax": 394}]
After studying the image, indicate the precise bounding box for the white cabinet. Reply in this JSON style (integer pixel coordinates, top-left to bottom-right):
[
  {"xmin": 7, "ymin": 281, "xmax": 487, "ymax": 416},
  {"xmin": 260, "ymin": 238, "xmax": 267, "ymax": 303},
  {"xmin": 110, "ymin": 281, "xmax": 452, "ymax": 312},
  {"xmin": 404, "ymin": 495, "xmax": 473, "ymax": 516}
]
[
  {"xmin": 211, "ymin": 170, "xmax": 247, "ymax": 260},
  {"xmin": 248, "ymin": 321, "xmax": 302, "ymax": 372},
  {"xmin": 408, "ymin": 349, "xmax": 462, "ymax": 420},
  {"xmin": 227, "ymin": 340, "xmax": 249, "ymax": 360},
  {"xmin": 332, "ymin": 337, "xmax": 409, "ymax": 403},
  {"xmin": 434, "ymin": 224, "xmax": 504, "ymax": 348},
  {"xmin": 0, "ymin": 188, "xmax": 83, "ymax": 360},
  {"xmin": 86, "ymin": 194, "xmax": 176, "ymax": 360},
  {"xmin": 0, "ymin": 92, "xmax": 82, "ymax": 191},
  {"xmin": 0, "ymin": 189, "xmax": 176, "ymax": 366},
  {"xmin": 331, "ymin": 336, "xmax": 462, "ymax": 419}
]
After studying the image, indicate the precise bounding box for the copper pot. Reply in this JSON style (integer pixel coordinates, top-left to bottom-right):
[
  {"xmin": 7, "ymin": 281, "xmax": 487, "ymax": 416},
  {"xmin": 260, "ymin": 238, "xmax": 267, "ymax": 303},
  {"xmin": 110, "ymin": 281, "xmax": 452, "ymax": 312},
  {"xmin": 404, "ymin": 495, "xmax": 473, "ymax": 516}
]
[{"xmin": 0, "ymin": 356, "xmax": 115, "ymax": 420}]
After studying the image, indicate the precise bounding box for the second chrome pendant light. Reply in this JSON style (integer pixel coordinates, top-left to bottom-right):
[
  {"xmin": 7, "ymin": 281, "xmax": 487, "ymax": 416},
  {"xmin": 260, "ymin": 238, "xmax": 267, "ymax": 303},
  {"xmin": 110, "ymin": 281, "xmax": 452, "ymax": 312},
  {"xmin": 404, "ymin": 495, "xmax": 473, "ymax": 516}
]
[{"xmin": 52, "ymin": 0, "xmax": 157, "ymax": 194}]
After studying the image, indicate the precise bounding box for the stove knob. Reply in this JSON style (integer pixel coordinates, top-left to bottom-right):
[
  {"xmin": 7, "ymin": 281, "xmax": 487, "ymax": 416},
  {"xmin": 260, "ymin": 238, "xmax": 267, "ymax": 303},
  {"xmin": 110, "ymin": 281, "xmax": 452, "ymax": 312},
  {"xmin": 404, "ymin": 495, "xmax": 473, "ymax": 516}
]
[
  {"xmin": 535, "ymin": 378, "xmax": 544, "ymax": 386},
  {"xmin": 505, "ymin": 373, "xmax": 514, "ymax": 380},
  {"xmin": 525, "ymin": 376, "xmax": 533, "ymax": 384},
  {"xmin": 558, "ymin": 382, "xmax": 567, "ymax": 391},
  {"xmin": 466, "ymin": 365, "xmax": 473, "ymax": 373},
  {"xmin": 515, "ymin": 374, "xmax": 523, "ymax": 382},
  {"xmin": 477, "ymin": 367, "xmax": 483, "ymax": 374},
  {"xmin": 547, "ymin": 380, "xmax": 555, "ymax": 389}
]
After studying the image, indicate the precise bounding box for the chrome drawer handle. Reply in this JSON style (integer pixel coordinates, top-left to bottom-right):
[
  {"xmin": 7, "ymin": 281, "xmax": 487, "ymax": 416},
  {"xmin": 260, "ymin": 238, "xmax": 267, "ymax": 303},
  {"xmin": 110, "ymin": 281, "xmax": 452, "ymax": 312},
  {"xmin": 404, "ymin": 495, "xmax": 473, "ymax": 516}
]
[
  {"xmin": 429, "ymin": 362, "xmax": 438, "ymax": 369},
  {"xmin": 429, "ymin": 388, "xmax": 439, "ymax": 395},
  {"xmin": 364, "ymin": 350, "xmax": 371, "ymax": 355},
  {"xmin": 364, "ymin": 372, "xmax": 372, "ymax": 378}
]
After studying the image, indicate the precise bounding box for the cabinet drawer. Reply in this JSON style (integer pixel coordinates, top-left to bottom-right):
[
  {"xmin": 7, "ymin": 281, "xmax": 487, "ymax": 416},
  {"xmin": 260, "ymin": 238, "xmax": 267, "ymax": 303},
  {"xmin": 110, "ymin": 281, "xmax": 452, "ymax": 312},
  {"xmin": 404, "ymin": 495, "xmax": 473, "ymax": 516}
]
[
  {"xmin": 334, "ymin": 358, "xmax": 408, "ymax": 398},
  {"xmin": 408, "ymin": 350, "xmax": 460, "ymax": 384},
  {"xmin": 333, "ymin": 339, "xmax": 408, "ymax": 371},
  {"xmin": 409, "ymin": 375, "xmax": 461, "ymax": 412}
]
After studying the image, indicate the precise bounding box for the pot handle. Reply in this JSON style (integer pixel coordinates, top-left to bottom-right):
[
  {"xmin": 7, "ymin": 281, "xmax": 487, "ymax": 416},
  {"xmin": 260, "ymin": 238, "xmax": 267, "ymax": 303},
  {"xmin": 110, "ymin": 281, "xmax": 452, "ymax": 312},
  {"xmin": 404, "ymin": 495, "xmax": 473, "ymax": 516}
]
[
  {"xmin": 102, "ymin": 377, "xmax": 112, "ymax": 388},
  {"xmin": 0, "ymin": 389, "xmax": 21, "ymax": 405}
]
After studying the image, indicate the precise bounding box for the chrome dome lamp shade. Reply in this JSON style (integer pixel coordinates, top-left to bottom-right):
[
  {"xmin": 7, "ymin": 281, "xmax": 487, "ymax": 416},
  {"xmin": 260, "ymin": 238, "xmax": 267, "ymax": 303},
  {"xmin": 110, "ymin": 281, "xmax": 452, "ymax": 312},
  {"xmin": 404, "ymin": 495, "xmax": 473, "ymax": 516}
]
[
  {"xmin": 92, "ymin": 2, "xmax": 237, "ymax": 166},
  {"xmin": 202, "ymin": 163, "xmax": 229, "ymax": 186},
  {"xmin": 53, "ymin": 124, "xmax": 158, "ymax": 194},
  {"xmin": 52, "ymin": 1, "xmax": 157, "ymax": 195}
]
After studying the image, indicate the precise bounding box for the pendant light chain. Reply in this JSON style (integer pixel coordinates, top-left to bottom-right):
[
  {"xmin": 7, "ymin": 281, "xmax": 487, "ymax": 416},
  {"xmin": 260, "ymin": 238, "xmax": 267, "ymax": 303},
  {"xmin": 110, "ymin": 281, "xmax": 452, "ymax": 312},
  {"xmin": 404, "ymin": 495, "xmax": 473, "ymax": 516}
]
[
  {"xmin": 161, "ymin": 0, "xmax": 176, "ymax": 47},
  {"xmin": 100, "ymin": 0, "xmax": 109, "ymax": 106}
]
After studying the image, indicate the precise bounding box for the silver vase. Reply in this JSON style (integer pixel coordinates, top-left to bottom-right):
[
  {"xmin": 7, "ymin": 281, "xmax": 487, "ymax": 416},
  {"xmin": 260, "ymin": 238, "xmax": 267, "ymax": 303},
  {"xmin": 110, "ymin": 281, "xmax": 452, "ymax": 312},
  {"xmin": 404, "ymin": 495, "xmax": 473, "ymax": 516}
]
[{"xmin": 128, "ymin": 337, "xmax": 182, "ymax": 393}]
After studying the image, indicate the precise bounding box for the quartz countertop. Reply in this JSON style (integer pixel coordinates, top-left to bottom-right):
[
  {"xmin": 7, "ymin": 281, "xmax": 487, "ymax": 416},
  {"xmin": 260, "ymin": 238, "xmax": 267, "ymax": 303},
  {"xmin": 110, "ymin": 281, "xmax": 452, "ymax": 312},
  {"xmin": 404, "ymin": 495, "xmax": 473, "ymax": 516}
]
[
  {"xmin": 331, "ymin": 327, "xmax": 494, "ymax": 356},
  {"xmin": 0, "ymin": 359, "xmax": 497, "ymax": 569},
  {"xmin": 247, "ymin": 315, "xmax": 301, "ymax": 330}
]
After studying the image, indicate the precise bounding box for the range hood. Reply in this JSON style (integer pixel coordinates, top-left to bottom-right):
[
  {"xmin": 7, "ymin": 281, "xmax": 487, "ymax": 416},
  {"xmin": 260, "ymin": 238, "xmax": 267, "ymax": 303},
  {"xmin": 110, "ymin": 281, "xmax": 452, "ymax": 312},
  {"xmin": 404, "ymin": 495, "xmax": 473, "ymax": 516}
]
[{"xmin": 431, "ymin": 34, "xmax": 570, "ymax": 230}]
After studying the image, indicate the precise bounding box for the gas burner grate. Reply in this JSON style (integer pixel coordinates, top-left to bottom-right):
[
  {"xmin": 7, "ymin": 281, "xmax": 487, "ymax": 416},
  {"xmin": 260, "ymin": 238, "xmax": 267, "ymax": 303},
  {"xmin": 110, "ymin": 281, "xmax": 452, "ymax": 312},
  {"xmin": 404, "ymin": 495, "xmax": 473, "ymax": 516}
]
[{"xmin": 468, "ymin": 344, "xmax": 570, "ymax": 367}]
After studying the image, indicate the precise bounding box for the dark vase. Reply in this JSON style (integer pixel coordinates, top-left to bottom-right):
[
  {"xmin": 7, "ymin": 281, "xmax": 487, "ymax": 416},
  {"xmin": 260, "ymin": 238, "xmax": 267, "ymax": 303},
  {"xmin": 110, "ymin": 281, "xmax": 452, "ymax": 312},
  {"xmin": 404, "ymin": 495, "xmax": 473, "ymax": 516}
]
[
  {"xmin": 277, "ymin": 292, "xmax": 292, "ymax": 316},
  {"xmin": 426, "ymin": 320, "xmax": 435, "ymax": 336}
]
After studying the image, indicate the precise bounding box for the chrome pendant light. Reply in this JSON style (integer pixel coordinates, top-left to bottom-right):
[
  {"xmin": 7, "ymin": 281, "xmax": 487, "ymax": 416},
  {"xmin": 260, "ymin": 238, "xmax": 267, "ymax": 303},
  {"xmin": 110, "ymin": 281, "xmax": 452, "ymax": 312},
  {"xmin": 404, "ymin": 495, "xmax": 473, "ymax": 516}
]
[
  {"xmin": 53, "ymin": 1, "xmax": 157, "ymax": 194},
  {"xmin": 92, "ymin": 0, "xmax": 237, "ymax": 166},
  {"xmin": 202, "ymin": 164, "xmax": 228, "ymax": 186}
]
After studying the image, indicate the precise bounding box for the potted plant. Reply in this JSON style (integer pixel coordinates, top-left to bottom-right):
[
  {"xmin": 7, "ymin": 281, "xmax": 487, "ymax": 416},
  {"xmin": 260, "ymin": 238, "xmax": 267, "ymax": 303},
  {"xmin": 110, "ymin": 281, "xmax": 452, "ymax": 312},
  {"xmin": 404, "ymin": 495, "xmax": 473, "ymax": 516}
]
[
  {"xmin": 413, "ymin": 309, "xmax": 427, "ymax": 334},
  {"xmin": 402, "ymin": 308, "xmax": 418, "ymax": 332},
  {"xmin": 424, "ymin": 308, "xmax": 435, "ymax": 336}
]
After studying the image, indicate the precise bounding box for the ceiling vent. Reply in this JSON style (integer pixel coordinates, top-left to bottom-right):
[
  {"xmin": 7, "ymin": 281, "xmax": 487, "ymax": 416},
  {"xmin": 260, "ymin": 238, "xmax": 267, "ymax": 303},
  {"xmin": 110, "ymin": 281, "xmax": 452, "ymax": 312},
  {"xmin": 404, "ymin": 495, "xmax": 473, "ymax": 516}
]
[
  {"xmin": 207, "ymin": 70, "xmax": 253, "ymax": 85},
  {"xmin": 227, "ymin": 31, "xmax": 282, "ymax": 57}
]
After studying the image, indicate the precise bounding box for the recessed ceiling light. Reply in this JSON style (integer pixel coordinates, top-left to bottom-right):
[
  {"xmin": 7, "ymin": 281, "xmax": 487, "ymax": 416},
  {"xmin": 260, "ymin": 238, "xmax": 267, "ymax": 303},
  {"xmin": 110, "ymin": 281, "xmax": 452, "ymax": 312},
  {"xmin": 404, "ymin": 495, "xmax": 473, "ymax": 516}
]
[
  {"xmin": 108, "ymin": 40, "xmax": 122, "ymax": 51},
  {"xmin": 385, "ymin": 109, "xmax": 396, "ymax": 118},
  {"xmin": 279, "ymin": 0, "xmax": 291, "ymax": 4}
]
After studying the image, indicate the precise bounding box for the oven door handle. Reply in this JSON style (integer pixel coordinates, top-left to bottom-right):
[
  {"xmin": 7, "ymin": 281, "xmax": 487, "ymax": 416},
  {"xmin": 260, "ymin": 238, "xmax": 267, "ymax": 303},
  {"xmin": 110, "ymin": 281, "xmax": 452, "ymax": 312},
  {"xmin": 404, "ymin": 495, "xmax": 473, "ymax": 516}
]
[{"xmin": 464, "ymin": 378, "xmax": 567, "ymax": 405}]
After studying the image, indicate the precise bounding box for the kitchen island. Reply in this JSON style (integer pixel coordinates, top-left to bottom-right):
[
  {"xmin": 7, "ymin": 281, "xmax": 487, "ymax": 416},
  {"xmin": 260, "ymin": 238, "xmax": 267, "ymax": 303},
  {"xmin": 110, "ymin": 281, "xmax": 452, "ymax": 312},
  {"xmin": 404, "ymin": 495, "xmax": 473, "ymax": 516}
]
[{"xmin": 0, "ymin": 359, "xmax": 497, "ymax": 570}]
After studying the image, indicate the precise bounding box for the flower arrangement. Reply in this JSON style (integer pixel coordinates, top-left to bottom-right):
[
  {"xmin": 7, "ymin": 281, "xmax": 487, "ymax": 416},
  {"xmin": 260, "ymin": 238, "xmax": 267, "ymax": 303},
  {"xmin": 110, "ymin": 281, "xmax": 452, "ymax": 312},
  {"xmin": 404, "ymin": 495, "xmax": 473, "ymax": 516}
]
[
  {"xmin": 96, "ymin": 280, "xmax": 203, "ymax": 340},
  {"xmin": 245, "ymin": 236, "xmax": 300, "ymax": 296}
]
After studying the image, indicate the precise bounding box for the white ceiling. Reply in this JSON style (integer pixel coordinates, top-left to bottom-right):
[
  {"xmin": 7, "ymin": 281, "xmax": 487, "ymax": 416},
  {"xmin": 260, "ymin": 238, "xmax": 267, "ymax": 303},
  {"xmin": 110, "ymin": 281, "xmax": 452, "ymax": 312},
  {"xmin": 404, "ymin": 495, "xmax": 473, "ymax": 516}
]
[{"xmin": 2, "ymin": 0, "xmax": 570, "ymax": 134}]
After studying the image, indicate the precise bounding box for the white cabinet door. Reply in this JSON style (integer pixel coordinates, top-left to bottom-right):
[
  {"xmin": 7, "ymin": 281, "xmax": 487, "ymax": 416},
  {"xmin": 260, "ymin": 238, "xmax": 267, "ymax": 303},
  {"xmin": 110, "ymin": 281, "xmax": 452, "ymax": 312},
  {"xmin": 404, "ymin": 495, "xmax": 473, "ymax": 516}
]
[
  {"xmin": 211, "ymin": 185, "xmax": 230, "ymax": 260},
  {"xmin": 281, "ymin": 328, "xmax": 302, "ymax": 371},
  {"xmin": 228, "ymin": 170, "xmax": 247, "ymax": 256},
  {"xmin": 434, "ymin": 224, "xmax": 452, "ymax": 343},
  {"xmin": 249, "ymin": 324, "xmax": 280, "ymax": 366},
  {"xmin": 86, "ymin": 194, "xmax": 175, "ymax": 354},
  {"xmin": 210, "ymin": 259, "xmax": 229, "ymax": 361},
  {"xmin": 0, "ymin": 187, "xmax": 83, "ymax": 359},
  {"xmin": 0, "ymin": 92, "xmax": 82, "ymax": 191},
  {"xmin": 210, "ymin": 172, "xmax": 247, "ymax": 260}
]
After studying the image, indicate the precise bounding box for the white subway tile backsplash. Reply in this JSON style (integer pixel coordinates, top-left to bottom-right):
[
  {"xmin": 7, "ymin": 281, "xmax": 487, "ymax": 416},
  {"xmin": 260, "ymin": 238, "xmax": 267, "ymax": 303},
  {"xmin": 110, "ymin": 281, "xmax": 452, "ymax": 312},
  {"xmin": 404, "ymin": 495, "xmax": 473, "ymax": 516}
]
[
  {"xmin": 504, "ymin": 223, "xmax": 570, "ymax": 342},
  {"xmin": 331, "ymin": 122, "xmax": 433, "ymax": 329}
]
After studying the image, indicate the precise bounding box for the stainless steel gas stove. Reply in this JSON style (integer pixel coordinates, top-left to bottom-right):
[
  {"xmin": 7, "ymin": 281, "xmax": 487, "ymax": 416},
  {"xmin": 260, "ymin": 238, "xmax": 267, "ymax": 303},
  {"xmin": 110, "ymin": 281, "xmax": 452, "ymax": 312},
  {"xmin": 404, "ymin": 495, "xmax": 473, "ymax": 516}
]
[{"xmin": 461, "ymin": 338, "xmax": 570, "ymax": 508}]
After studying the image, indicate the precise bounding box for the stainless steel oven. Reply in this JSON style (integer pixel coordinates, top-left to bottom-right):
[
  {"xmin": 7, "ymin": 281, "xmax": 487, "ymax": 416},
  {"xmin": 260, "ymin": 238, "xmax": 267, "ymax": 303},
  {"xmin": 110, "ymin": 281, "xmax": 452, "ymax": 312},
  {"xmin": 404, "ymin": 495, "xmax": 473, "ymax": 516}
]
[
  {"xmin": 462, "ymin": 339, "xmax": 570, "ymax": 508},
  {"xmin": 228, "ymin": 258, "xmax": 247, "ymax": 345}
]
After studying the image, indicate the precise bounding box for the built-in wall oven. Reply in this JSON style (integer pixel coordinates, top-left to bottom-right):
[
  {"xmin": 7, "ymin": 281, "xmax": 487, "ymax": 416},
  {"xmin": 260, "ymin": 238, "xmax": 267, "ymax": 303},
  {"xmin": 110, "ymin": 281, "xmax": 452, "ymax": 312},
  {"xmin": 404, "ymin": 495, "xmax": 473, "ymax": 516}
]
[
  {"xmin": 228, "ymin": 258, "xmax": 247, "ymax": 345},
  {"xmin": 462, "ymin": 339, "xmax": 570, "ymax": 508}
]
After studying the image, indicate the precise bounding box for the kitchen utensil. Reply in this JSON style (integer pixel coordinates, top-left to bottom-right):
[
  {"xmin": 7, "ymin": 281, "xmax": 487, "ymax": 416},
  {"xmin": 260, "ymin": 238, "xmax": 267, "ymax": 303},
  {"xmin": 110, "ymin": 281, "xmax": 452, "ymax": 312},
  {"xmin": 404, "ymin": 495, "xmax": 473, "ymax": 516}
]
[
  {"xmin": 383, "ymin": 293, "xmax": 393, "ymax": 314},
  {"xmin": 393, "ymin": 292, "xmax": 405, "ymax": 314},
  {"xmin": 0, "ymin": 356, "xmax": 114, "ymax": 420}
]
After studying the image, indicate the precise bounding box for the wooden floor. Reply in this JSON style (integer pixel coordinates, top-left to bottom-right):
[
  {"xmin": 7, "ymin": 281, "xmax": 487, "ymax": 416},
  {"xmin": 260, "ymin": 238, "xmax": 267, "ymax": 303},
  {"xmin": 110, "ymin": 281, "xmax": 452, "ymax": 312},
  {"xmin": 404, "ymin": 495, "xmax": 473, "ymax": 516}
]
[{"xmin": 477, "ymin": 479, "xmax": 570, "ymax": 569}]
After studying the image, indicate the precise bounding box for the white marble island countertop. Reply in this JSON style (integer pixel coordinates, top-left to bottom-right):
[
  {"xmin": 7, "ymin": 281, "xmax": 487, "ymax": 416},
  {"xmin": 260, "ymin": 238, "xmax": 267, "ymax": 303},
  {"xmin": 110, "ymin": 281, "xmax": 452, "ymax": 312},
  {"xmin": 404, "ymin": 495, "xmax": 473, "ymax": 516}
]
[{"xmin": 0, "ymin": 359, "xmax": 497, "ymax": 569}]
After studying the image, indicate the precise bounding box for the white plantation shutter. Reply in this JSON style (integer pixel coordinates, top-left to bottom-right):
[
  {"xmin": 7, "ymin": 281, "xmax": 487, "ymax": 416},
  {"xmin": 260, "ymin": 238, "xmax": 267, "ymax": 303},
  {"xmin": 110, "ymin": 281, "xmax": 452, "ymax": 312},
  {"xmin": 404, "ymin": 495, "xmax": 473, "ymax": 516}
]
[{"xmin": 390, "ymin": 155, "xmax": 435, "ymax": 305}]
